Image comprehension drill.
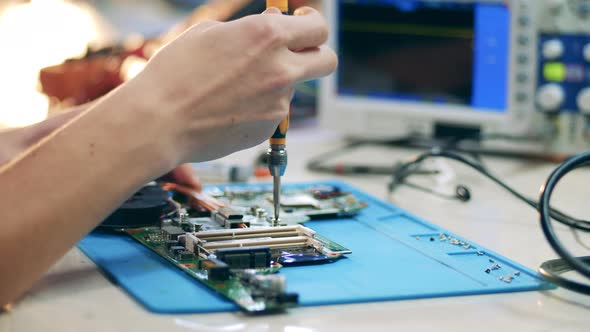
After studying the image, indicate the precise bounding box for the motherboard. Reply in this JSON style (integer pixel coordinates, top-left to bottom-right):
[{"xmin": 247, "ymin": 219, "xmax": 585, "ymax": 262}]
[{"xmin": 103, "ymin": 183, "xmax": 367, "ymax": 314}]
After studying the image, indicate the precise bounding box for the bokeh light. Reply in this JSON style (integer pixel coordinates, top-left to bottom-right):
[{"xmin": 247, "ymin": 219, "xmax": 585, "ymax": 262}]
[{"xmin": 0, "ymin": 0, "xmax": 98, "ymax": 128}]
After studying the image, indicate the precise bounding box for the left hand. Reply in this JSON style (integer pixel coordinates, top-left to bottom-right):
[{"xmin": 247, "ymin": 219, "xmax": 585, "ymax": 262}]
[{"xmin": 160, "ymin": 163, "xmax": 202, "ymax": 192}]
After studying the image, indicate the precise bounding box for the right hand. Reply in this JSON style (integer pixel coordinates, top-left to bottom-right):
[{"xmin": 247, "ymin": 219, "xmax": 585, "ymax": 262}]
[{"xmin": 131, "ymin": 6, "xmax": 337, "ymax": 163}]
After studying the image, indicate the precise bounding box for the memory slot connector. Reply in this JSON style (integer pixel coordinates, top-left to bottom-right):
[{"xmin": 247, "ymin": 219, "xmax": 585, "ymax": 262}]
[{"xmin": 183, "ymin": 225, "xmax": 351, "ymax": 259}]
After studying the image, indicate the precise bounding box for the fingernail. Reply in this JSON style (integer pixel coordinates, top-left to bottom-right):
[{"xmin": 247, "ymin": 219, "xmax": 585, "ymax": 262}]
[
  {"xmin": 293, "ymin": 7, "xmax": 312, "ymax": 16},
  {"xmin": 263, "ymin": 7, "xmax": 282, "ymax": 14}
]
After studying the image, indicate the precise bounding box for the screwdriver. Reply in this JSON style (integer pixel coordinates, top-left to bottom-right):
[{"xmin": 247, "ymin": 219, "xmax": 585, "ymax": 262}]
[{"xmin": 266, "ymin": 0, "xmax": 289, "ymax": 226}]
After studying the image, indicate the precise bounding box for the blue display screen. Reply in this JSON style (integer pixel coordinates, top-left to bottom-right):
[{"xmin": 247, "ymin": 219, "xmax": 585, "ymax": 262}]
[{"xmin": 337, "ymin": 0, "xmax": 510, "ymax": 112}]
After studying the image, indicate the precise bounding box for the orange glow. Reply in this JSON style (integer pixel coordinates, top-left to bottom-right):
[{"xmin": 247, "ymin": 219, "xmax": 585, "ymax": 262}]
[{"xmin": 0, "ymin": 0, "xmax": 98, "ymax": 128}]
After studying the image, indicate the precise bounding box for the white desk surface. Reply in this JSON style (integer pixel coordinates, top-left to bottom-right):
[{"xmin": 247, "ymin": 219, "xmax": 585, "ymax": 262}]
[{"xmin": 2, "ymin": 125, "xmax": 589, "ymax": 332}]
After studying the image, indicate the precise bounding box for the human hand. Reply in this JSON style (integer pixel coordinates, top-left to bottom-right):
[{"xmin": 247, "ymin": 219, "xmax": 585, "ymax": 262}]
[
  {"xmin": 160, "ymin": 163, "xmax": 202, "ymax": 192},
  {"xmin": 129, "ymin": 6, "xmax": 336, "ymax": 164}
]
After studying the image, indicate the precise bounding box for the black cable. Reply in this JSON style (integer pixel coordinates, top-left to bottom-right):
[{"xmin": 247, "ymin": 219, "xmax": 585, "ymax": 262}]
[
  {"xmin": 400, "ymin": 181, "xmax": 471, "ymax": 202},
  {"xmin": 442, "ymin": 133, "xmax": 547, "ymax": 170},
  {"xmin": 390, "ymin": 149, "xmax": 590, "ymax": 232},
  {"xmin": 538, "ymin": 151, "xmax": 590, "ymax": 293},
  {"xmin": 306, "ymin": 140, "xmax": 435, "ymax": 175},
  {"xmin": 306, "ymin": 133, "xmax": 544, "ymax": 176}
]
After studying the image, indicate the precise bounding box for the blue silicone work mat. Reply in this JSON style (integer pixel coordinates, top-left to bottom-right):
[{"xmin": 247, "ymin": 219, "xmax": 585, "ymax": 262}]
[{"xmin": 78, "ymin": 181, "xmax": 552, "ymax": 313}]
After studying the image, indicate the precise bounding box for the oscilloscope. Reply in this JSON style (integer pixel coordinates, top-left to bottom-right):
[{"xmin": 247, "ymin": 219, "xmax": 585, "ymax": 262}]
[{"xmin": 320, "ymin": 0, "xmax": 590, "ymax": 156}]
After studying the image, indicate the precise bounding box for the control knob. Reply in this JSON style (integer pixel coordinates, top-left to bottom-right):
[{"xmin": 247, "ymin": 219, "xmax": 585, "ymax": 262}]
[
  {"xmin": 577, "ymin": 87, "xmax": 590, "ymax": 115},
  {"xmin": 542, "ymin": 39, "xmax": 564, "ymax": 60},
  {"xmin": 536, "ymin": 84, "xmax": 565, "ymax": 112}
]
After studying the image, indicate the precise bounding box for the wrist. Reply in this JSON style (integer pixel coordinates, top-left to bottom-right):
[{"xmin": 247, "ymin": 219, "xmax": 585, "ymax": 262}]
[{"xmin": 93, "ymin": 79, "xmax": 184, "ymax": 178}]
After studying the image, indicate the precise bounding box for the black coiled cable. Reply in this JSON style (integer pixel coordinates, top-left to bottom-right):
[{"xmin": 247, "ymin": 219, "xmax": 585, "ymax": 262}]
[{"xmin": 538, "ymin": 151, "xmax": 590, "ymax": 294}]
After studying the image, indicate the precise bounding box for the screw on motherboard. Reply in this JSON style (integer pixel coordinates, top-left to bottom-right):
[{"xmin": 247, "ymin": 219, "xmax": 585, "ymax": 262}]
[{"xmin": 485, "ymin": 268, "xmax": 491, "ymax": 274}]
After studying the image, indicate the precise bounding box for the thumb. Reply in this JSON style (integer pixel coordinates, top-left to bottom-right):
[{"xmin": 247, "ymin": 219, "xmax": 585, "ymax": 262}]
[{"xmin": 263, "ymin": 7, "xmax": 283, "ymax": 15}]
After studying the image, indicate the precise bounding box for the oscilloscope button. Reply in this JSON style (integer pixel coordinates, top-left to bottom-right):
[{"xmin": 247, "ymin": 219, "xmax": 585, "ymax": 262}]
[
  {"xmin": 536, "ymin": 84, "xmax": 565, "ymax": 112},
  {"xmin": 542, "ymin": 39, "xmax": 565, "ymax": 60},
  {"xmin": 577, "ymin": 88, "xmax": 590, "ymax": 114},
  {"xmin": 583, "ymin": 44, "xmax": 590, "ymax": 62}
]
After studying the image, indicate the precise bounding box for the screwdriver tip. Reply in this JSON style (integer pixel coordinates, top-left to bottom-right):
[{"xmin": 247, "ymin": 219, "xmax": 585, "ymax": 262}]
[{"xmin": 272, "ymin": 175, "xmax": 281, "ymax": 226}]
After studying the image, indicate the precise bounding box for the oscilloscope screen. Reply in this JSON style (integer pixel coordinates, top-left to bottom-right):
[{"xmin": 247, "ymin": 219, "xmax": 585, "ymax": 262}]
[{"xmin": 337, "ymin": 1, "xmax": 510, "ymax": 111}]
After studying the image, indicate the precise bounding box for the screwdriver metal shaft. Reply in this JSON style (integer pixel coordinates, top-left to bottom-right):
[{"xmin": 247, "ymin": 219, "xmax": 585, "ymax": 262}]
[
  {"xmin": 272, "ymin": 175, "xmax": 281, "ymax": 225},
  {"xmin": 267, "ymin": 142, "xmax": 287, "ymax": 226}
]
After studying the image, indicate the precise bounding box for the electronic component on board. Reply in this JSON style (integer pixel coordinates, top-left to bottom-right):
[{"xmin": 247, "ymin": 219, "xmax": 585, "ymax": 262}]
[
  {"xmin": 177, "ymin": 250, "xmax": 194, "ymax": 261},
  {"xmin": 164, "ymin": 240, "xmax": 179, "ymax": 249},
  {"xmin": 278, "ymin": 195, "xmax": 321, "ymax": 209},
  {"xmin": 216, "ymin": 247, "xmax": 272, "ymax": 269},
  {"xmin": 169, "ymin": 246, "xmax": 185, "ymax": 256},
  {"xmin": 188, "ymin": 225, "xmax": 351, "ymax": 260},
  {"xmin": 201, "ymin": 258, "xmax": 230, "ymax": 281},
  {"xmin": 161, "ymin": 226, "xmax": 185, "ymax": 240},
  {"xmin": 212, "ymin": 207, "xmax": 248, "ymax": 229},
  {"xmin": 310, "ymin": 185, "xmax": 343, "ymax": 199},
  {"xmin": 182, "ymin": 219, "xmax": 202, "ymax": 232},
  {"xmin": 278, "ymin": 252, "xmax": 333, "ymax": 266}
]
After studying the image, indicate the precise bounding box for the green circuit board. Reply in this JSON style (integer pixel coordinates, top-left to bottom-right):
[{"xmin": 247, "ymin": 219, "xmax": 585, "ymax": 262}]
[
  {"xmin": 128, "ymin": 224, "xmax": 351, "ymax": 313},
  {"xmin": 124, "ymin": 184, "xmax": 365, "ymax": 313},
  {"xmin": 128, "ymin": 227, "xmax": 288, "ymax": 313},
  {"xmin": 203, "ymin": 184, "xmax": 367, "ymax": 226}
]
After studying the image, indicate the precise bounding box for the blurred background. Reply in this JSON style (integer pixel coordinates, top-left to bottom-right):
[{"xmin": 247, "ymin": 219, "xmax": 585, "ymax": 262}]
[
  {"xmin": 0, "ymin": 0, "xmax": 317, "ymax": 128},
  {"xmin": 4, "ymin": 0, "xmax": 589, "ymax": 158}
]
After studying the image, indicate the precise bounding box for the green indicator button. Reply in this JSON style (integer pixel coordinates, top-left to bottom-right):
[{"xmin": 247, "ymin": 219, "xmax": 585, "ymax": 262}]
[{"xmin": 543, "ymin": 62, "xmax": 566, "ymax": 82}]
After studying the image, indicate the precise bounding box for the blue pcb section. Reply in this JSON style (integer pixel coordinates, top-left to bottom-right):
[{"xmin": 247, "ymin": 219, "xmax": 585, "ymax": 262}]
[{"xmin": 78, "ymin": 181, "xmax": 552, "ymax": 313}]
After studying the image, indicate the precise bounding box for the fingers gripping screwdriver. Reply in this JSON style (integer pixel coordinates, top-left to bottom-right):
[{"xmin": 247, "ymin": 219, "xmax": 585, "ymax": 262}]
[{"xmin": 266, "ymin": 0, "xmax": 289, "ymax": 226}]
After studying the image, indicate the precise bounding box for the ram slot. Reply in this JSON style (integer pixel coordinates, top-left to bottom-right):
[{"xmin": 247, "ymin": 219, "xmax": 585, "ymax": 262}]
[
  {"xmin": 194, "ymin": 230, "xmax": 302, "ymax": 242},
  {"xmin": 193, "ymin": 225, "xmax": 315, "ymax": 239},
  {"xmin": 200, "ymin": 236, "xmax": 310, "ymax": 250},
  {"xmin": 184, "ymin": 233, "xmax": 213, "ymax": 257}
]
